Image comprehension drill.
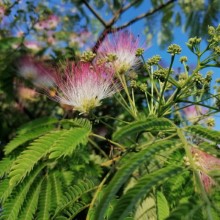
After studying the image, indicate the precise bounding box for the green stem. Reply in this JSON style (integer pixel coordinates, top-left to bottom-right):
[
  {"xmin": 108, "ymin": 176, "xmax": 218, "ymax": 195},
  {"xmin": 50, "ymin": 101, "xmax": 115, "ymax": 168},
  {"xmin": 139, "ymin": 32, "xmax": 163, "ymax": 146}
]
[
  {"xmin": 158, "ymin": 55, "xmax": 175, "ymax": 116},
  {"xmin": 88, "ymin": 138, "xmax": 109, "ymax": 158},
  {"xmin": 90, "ymin": 133, "xmax": 126, "ymax": 151}
]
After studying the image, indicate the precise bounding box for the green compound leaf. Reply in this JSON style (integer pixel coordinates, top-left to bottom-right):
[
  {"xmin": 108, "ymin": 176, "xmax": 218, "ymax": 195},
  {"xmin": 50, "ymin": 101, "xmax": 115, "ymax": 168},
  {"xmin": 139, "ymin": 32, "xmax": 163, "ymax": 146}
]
[
  {"xmin": 93, "ymin": 140, "xmax": 178, "ymax": 220},
  {"xmin": 109, "ymin": 166, "xmax": 182, "ymax": 220},
  {"xmin": 113, "ymin": 117, "xmax": 175, "ymax": 141},
  {"xmin": 186, "ymin": 125, "xmax": 220, "ymax": 143}
]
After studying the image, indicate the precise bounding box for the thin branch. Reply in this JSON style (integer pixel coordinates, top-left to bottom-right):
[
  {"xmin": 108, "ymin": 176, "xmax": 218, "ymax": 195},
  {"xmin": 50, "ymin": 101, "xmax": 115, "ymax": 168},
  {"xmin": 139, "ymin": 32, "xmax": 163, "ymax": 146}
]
[
  {"xmin": 82, "ymin": 0, "xmax": 107, "ymax": 27},
  {"xmin": 121, "ymin": 0, "xmax": 140, "ymax": 14},
  {"xmin": 92, "ymin": 0, "xmax": 176, "ymax": 52},
  {"xmin": 112, "ymin": 0, "xmax": 176, "ymax": 31}
]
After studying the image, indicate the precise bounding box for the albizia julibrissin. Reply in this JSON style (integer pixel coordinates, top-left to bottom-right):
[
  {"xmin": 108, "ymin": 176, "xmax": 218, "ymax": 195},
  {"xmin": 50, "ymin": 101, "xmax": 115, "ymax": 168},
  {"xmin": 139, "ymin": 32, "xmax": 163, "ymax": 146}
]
[
  {"xmin": 96, "ymin": 30, "xmax": 142, "ymax": 74},
  {"xmin": 46, "ymin": 62, "xmax": 119, "ymax": 114}
]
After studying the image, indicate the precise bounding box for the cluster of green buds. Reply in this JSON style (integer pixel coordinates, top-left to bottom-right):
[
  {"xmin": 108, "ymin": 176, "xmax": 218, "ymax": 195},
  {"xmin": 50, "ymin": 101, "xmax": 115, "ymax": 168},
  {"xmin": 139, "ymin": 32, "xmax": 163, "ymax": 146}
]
[
  {"xmin": 130, "ymin": 80, "xmax": 147, "ymax": 92},
  {"xmin": 193, "ymin": 72, "xmax": 205, "ymax": 89},
  {"xmin": 80, "ymin": 51, "xmax": 96, "ymax": 62},
  {"xmin": 206, "ymin": 118, "xmax": 215, "ymax": 127},
  {"xmin": 154, "ymin": 68, "xmax": 170, "ymax": 82},
  {"xmin": 147, "ymin": 55, "xmax": 161, "ymax": 66},
  {"xmin": 106, "ymin": 53, "xmax": 118, "ymax": 62},
  {"xmin": 179, "ymin": 56, "xmax": 188, "ymax": 63},
  {"xmin": 183, "ymin": 153, "xmax": 200, "ymax": 168},
  {"xmin": 167, "ymin": 44, "xmax": 182, "ymax": 56},
  {"xmin": 208, "ymin": 25, "xmax": 220, "ymax": 45},
  {"xmin": 178, "ymin": 72, "xmax": 188, "ymax": 85},
  {"xmin": 135, "ymin": 48, "xmax": 145, "ymax": 57},
  {"xmin": 186, "ymin": 37, "xmax": 201, "ymax": 53}
]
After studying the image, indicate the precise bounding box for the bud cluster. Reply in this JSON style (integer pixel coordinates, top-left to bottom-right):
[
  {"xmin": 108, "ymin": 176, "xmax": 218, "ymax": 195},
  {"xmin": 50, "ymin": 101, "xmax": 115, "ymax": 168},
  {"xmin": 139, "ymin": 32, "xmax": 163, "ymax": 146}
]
[
  {"xmin": 147, "ymin": 55, "xmax": 161, "ymax": 66},
  {"xmin": 80, "ymin": 51, "xmax": 96, "ymax": 62},
  {"xmin": 154, "ymin": 68, "xmax": 170, "ymax": 82},
  {"xmin": 167, "ymin": 44, "xmax": 182, "ymax": 55}
]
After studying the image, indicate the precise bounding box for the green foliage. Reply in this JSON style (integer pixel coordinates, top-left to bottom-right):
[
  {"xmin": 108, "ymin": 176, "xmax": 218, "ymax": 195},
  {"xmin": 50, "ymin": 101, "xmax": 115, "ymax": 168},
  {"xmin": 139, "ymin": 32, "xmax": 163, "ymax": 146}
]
[
  {"xmin": 53, "ymin": 179, "xmax": 96, "ymax": 219},
  {"xmin": 93, "ymin": 140, "xmax": 178, "ymax": 220},
  {"xmin": 109, "ymin": 166, "xmax": 182, "ymax": 220},
  {"xmin": 113, "ymin": 117, "xmax": 175, "ymax": 141},
  {"xmin": 156, "ymin": 191, "xmax": 170, "ymax": 220},
  {"xmin": 1, "ymin": 1, "xmax": 220, "ymax": 219},
  {"xmin": 186, "ymin": 125, "xmax": 220, "ymax": 143}
]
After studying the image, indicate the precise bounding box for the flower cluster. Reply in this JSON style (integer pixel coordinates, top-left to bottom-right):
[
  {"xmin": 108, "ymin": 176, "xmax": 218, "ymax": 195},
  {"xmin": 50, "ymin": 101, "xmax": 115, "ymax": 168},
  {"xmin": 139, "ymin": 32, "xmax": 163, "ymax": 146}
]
[{"xmin": 17, "ymin": 31, "xmax": 142, "ymax": 114}]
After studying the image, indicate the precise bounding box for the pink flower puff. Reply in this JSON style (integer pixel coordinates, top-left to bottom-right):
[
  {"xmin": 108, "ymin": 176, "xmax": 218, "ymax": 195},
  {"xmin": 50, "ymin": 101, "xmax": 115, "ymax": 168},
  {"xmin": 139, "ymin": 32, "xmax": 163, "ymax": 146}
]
[
  {"xmin": 18, "ymin": 56, "xmax": 55, "ymax": 88},
  {"xmin": 191, "ymin": 147, "xmax": 220, "ymax": 192},
  {"xmin": 0, "ymin": 5, "xmax": 5, "ymax": 20},
  {"xmin": 96, "ymin": 30, "xmax": 142, "ymax": 74},
  {"xmin": 34, "ymin": 15, "xmax": 59, "ymax": 30},
  {"xmin": 183, "ymin": 105, "xmax": 208, "ymax": 123},
  {"xmin": 50, "ymin": 62, "xmax": 119, "ymax": 113}
]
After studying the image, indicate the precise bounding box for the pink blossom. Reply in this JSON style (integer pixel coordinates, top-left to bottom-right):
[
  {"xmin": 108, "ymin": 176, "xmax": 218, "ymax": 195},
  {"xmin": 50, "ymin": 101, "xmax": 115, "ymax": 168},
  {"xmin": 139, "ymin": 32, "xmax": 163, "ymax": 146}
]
[
  {"xmin": 34, "ymin": 15, "xmax": 59, "ymax": 30},
  {"xmin": 17, "ymin": 56, "xmax": 55, "ymax": 88},
  {"xmin": 17, "ymin": 86, "xmax": 37, "ymax": 101},
  {"xmin": 0, "ymin": 5, "xmax": 5, "ymax": 20},
  {"xmin": 96, "ymin": 30, "xmax": 142, "ymax": 74},
  {"xmin": 49, "ymin": 62, "xmax": 118, "ymax": 113},
  {"xmin": 24, "ymin": 41, "xmax": 41, "ymax": 51},
  {"xmin": 191, "ymin": 147, "xmax": 220, "ymax": 192},
  {"xmin": 183, "ymin": 105, "xmax": 208, "ymax": 123}
]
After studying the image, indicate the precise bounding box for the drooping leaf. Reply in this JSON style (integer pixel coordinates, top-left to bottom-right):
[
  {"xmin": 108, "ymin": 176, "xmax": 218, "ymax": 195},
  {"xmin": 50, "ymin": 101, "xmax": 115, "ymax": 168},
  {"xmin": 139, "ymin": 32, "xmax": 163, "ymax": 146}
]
[
  {"xmin": 4, "ymin": 125, "xmax": 56, "ymax": 155},
  {"xmin": 49, "ymin": 127, "xmax": 90, "ymax": 159},
  {"xmin": 0, "ymin": 165, "xmax": 44, "ymax": 220},
  {"xmin": 53, "ymin": 179, "xmax": 96, "ymax": 218},
  {"xmin": 156, "ymin": 191, "xmax": 169, "ymax": 220},
  {"xmin": 113, "ymin": 117, "xmax": 175, "ymax": 141},
  {"xmin": 109, "ymin": 166, "xmax": 182, "ymax": 220},
  {"xmin": 0, "ymin": 157, "xmax": 14, "ymax": 178},
  {"xmin": 37, "ymin": 175, "xmax": 52, "ymax": 220},
  {"xmin": 18, "ymin": 179, "xmax": 43, "ymax": 220},
  {"xmin": 94, "ymin": 140, "xmax": 178, "ymax": 220},
  {"xmin": 186, "ymin": 125, "xmax": 220, "ymax": 143},
  {"xmin": 9, "ymin": 130, "xmax": 67, "ymax": 186}
]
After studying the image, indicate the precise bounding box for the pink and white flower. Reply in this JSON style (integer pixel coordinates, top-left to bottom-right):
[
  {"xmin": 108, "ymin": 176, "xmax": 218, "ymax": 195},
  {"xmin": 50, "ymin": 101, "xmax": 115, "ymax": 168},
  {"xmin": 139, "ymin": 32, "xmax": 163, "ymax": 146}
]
[
  {"xmin": 18, "ymin": 56, "xmax": 55, "ymax": 88},
  {"xmin": 0, "ymin": 5, "xmax": 5, "ymax": 20},
  {"xmin": 34, "ymin": 15, "xmax": 59, "ymax": 30},
  {"xmin": 183, "ymin": 105, "xmax": 208, "ymax": 123},
  {"xmin": 96, "ymin": 30, "xmax": 142, "ymax": 74},
  {"xmin": 50, "ymin": 62, "xmax": 118, "ymax": 113},
  {"xmin": 191, "ymin": 147, "xmax": 220, "ymax": 192}
]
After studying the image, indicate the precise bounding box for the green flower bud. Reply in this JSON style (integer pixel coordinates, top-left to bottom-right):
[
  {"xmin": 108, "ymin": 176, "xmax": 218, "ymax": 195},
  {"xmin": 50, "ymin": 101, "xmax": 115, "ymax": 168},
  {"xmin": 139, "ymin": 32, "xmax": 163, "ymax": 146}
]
[
  {"xmin": 128, "ymin": 71, "xmax": 138, "ymax": 79},
  {"xmin": 80, "ymin": 51, "xmax": 96, "ymax": 62},
  {"xmin": 167, "ymin": 44, "xmax": 182, "ymax": 55},
  {"xmin": 106, "ymin": 53, "xmax": 118, "ymax": 62},
  {"xmin": 139, "ymin": 83, "xmax": 147, "ymax": 92},
  {"xmin": 206, "ymin": 118, "xmax": 215, "ymax": 127},
  {"xmin": 154, "ymin": 68, "xmax": 169, "ymax": 82},
  {"xmin": 180, "ymin": 56, "xmax": 188, "ymax": 63},
  {"xmin": 130, "ymin": 80, "xmax": 137, "ymax": 88},
  {"xmin": 136, "ymin": 48, "xmax": 144, "ymax": 56},
  {"xmin": 214, "ymin": 46, "xmax": 220, "ymax": 55},
  {"xmin": 147, "ymin": 55, "xmax": 161, "ymax": 65}
]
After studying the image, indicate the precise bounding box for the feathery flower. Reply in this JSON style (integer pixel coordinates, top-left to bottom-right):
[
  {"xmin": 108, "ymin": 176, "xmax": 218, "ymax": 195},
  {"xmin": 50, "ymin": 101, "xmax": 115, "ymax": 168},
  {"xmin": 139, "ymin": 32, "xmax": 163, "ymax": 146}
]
[
  {"xmin": 183, "ymin": 105, "xmax": 208, "ymax": 123},
  {"xmin": 50, "ymin": 62, "xmax": 118, "ymax": 113},
  {"xmin": 18, "ymin": 56, "xmax": 55, "ymax": 88},
  {"xmin": 96, "ymin": 30, "xmax": 142, "ymax": 74},
  {"xmin": 191, "ymin": 147, "xmax": 220, "ymax": 192}
]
